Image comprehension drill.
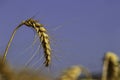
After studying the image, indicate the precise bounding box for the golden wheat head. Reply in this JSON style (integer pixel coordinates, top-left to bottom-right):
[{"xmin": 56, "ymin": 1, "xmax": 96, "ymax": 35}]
[
  {"xmin": 102, "ymin": 52, "xmax": 119, "ymax": 80},
  {"xmin": 3, "ymin": 18, "xmax": 51, "ymax": 67},
  {"xmin": 58, "ymin": 65, "xmax": 92, "ymax": 80},
  {"xmin": 22, "ymin": 18, "xmax": 51, "ymax": 67}
]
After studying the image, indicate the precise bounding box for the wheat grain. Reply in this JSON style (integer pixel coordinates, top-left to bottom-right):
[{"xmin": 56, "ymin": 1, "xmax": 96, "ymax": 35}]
[{"xmin": 102, "ymin": 52, "xmax": 119, "ymax": 80}]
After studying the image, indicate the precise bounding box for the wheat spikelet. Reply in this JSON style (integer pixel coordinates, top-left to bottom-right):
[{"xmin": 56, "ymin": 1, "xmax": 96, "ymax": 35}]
[
  {"xmin": 102, "ymin": 52, "xmax": 119, "ymax": 80},
  {"xmin": 58, "ymin": 65, "xmax": 92, "ymax": 80},
  {"xmin": 22, "ymin": 18, "xmax": 51, "ymax": 67}
]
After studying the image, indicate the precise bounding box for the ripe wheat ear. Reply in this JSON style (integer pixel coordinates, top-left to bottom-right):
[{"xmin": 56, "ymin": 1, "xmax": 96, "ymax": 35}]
[
  {"xmin": 58, "ymin": 65, "xmax": 92, "ymax": 80},
  {"xmin": 102, "ymin": 52, "xmax": 119, "ymax": 80},
  {"xmin": 22, "ymin": 18, "xmax": 51, "ymax": 67},
  {"xmin": 3, "ymin": 18, "xmax": 52, "ymax": 67}
]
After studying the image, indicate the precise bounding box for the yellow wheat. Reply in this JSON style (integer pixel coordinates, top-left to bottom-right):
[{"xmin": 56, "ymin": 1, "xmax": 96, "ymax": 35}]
[
  {"xmin": 3, "ymin": 18, "xmax": 51, "ymax": 67},
  {"xmin": 22, "ymin": 18, "xmax": 51, "ymax": 67},
  {"xmin": 58, "ymin": 65, "xmax": 92, "ymax": 80},
  {"xmin": 0, "ymin": 56, "xmax": 14, "ymax": 80},
  {"xmin": 102, "ymin": 52, "xmax": 119, "ymax": 80}
]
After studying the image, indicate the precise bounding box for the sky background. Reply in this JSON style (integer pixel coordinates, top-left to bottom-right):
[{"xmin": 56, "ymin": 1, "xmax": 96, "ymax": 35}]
[{"xmin": 0, "ymin": 0, "xmax": 120, "ymax": 75}]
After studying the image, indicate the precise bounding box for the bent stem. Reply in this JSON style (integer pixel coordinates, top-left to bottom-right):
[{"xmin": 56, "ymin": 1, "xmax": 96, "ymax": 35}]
[{"xmin": 2, "ymin": 23, "xmax": 23, "ymax": 63}]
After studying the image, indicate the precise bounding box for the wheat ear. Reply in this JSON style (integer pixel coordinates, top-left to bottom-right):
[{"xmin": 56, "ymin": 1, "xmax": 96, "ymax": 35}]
[
  {"xmin": 102, "ymin": 52, "xmax": 119, "ymax": 80},
  {"xmin": 58, "ymin": 65, "xmax": 92, "ymax": 80},
  {"xmin": 22, "ymin": 18, "xmax": 51, "ymax": 67},
  {"xmin": 3, "ymin": 18, "xmax": 51, "ymax": 67}
]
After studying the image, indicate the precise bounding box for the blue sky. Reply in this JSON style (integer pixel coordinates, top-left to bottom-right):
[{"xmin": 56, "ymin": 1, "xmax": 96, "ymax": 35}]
[{"xmin": 0, "ymin": 0, "xmax": 120, "ymax": 74}]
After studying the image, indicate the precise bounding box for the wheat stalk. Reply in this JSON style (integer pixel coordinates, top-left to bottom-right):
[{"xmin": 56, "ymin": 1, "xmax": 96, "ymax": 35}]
[
  {"xmin": 102, "ymin": 52, "xmax": 119, "ymax": 80},
  {"xmin": 3, "ymin": 18, "xmax": 51, "ymax": 67},
  {"xmin": 2, "ymin": 23, "xmax": 23, "ymax": 63}
]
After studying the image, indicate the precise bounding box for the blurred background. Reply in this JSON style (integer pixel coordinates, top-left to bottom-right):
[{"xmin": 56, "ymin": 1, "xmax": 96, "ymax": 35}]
[{"xmin": 0, "ymin": 0, "xmax": 120, "ymax": 76}]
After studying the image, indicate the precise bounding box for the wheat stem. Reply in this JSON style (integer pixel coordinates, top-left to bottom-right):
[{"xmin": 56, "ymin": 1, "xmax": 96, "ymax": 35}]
[{"xmin": 2, "ymin": 23, "xmax": 23, "ymax": 63}]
